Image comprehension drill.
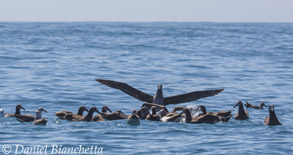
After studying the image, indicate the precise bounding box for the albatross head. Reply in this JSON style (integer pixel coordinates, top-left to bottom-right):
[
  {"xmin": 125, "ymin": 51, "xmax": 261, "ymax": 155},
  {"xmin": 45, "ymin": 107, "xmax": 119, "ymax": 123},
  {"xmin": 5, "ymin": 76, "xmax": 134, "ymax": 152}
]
[
  {"xmin": 259, "ymin": 102, "xmax": 267, "ymax": 109},
  {"xmin": 80, "ymin": 106, "xmax": 89, "ymax": 112},
  {"xmin": 37, "ymin": 107, "xmax": 47, "ymax": 113},
  {"xmin": 234, "ymin": 101, "xmax": 243, "ymax": 108},
  {"xmin": 35, "ymin": 107, "xmax": 47, "ymax": 120},
  {"xmin": 157, "ymin": 84, "xmax": 163, "ymax": 90},
  {"xmin": 269, "ymin": 104, "xmax": 275, "ymax": 112},
  {"xmin": 16, "ymin": 104, "xmax": 25, "ymax": 110},
  {"xmin": 102, "ymin": 105, "xmax": 112, "ymax": 113},
  {"xmin": 89, "ymin": 107, "xmax": 102, "ymax": 115}
]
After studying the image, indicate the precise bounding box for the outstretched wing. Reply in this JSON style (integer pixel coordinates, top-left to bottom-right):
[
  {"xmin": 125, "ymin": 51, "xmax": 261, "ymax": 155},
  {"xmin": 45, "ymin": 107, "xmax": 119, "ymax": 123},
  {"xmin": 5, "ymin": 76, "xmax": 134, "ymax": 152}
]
[
  {"xmin": 163, "ymin": 89, "xmax": 224, "ymax": 105},
  {"xmin": 96, "ymin": 79, "xmax": 153, "ymax": 103}
]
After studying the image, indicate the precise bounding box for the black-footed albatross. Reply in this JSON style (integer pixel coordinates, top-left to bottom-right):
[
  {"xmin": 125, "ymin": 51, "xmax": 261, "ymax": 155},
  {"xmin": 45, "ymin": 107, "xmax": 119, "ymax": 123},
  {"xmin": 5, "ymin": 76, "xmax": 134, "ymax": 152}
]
[
  {"xmin": 5, "ymin": 104, "xmax": 26, "ymax": 117},
  {"xmin": 65, "ymin": 107, "xmax": 101, "ymax": 122},
  {"xmin": 33, "ymin": 107, "xmax": 48, "ymax": 125},
  {"xmin": 102, "ymin": 110, "xmax": 128, "ymax": 120},
  {"xmin": 197, "ymin": 105, "xmax": 232, "ymax": 122},
  {"xmin": 264, "ymin": 104, "xmax": 282, "ymax": 126},
  {"xmin": 180, "ymin": 108, "xmax": 223, "ymax": 124},
  {"xmin": 6, "ymin": 104, "xmax": 35, "ymax": 122},
  {"xmin": 92, "ymin": 105, "xmax": 128, "ymax": 121},
  {"xmin": 127, "ymin": 110, "xmax": 140, "ymax": 126},
  {"xmin": 55, "ymin": 106, "xmax": 88, "ymax": 119},
  {"xmin": 142, "ymin": 102, "xmax": 184, "ymax": 121},
  {"xmin": 234, "ymin": 101, "xmax": 249, "ymax": 120},
  {"xmin": 245, "ymin": 101, "xmax": 267, "ymax": 110},
  {"xmin": 146, "ymin": 106, "xmax": 161, "ymax": 121},
  {"xmin": 96, "ymin": 79, "xmax": 224, "ymax": 105},
  {"xmin": 160, "ymin": 109, "xmax": 184, "ymax": 122},
  {"xmin": 136, "ymin": 107, "xmax": 150, "ymax": 120},
  {"xmin": 92, "ymin": 105, "xmax": 112, "ymax": 121}
]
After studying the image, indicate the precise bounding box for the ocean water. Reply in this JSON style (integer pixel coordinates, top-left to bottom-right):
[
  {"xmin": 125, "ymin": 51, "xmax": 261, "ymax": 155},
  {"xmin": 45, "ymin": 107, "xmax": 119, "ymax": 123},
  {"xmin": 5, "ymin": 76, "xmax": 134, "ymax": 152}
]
[{"xmin": 0, "ymin": 22, "xmax": 292, "ymax": 155}]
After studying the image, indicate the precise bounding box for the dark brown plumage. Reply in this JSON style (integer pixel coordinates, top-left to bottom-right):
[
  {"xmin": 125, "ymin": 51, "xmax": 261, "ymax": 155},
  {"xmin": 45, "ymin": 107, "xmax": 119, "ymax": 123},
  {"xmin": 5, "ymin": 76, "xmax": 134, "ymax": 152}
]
[
  {"xmin": 65, "ymin": 107, "xmax": 100, "ymax": 122},
  {"xmin": 55, "ymin": 106, "xmax": 88, "ymax": 120},
  {"xmin": 136, "ymin": 107, "xmax": 150, "ymax": 120},
  {"xmin": 264, "ymin": 104, "xmax": 282, "ymax": 126},
  {"xmin": 96, "ymin": 79, "xmax": 223, "ymax": 105},
  {"xmin": 33, "ymin": 119, "xmax": 47, "ymax": 125},
  {"xmin": 245, "ymin": 101, "xmax": 267, "ymax": 110},
  {"xmin": 234, "ymin": 101, "xmax": 249, "ymax": 120},
  {"xmin": 181, "ymin": 108, "xmax": 223, "ymax": 124},
  {"xmin": 92, "ymin": 105, "xmax": 112, "ymax": 122},
  {"xmin": 101, "ymin": 110, "xmax": 128, "ymax": 120},
  {"xmin": 5, "ymin": 104, "xmax": 25, "ymax": 117},
  {"xmin": 5, "ymin": 104, "xmax": 35, "ymax": 122},
  {"xmin": 197, "ymin": 105, "xmax": 232, "ymax": 122},
  {"xmin": 146, "ymin": 106, "xmax": 161, "ymax": 121},
  {"xmin": 15, "ymin": 114, "xmax": 35, "ymax": 122}
]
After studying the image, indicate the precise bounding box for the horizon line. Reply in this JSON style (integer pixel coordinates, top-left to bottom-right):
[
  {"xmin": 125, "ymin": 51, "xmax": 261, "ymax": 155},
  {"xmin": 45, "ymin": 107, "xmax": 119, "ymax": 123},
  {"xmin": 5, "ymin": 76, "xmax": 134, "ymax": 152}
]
[{"xmin": 1, "ymin": 20, "xmax": 293, "ymax": 24}]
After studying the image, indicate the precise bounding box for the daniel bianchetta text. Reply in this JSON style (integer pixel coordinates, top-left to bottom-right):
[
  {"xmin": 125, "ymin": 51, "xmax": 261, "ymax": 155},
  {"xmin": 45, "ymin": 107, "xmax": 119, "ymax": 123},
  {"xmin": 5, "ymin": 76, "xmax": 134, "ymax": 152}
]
[{"xmin": 1, "ymin": 144, "xmax": 103, "ymax": 154}]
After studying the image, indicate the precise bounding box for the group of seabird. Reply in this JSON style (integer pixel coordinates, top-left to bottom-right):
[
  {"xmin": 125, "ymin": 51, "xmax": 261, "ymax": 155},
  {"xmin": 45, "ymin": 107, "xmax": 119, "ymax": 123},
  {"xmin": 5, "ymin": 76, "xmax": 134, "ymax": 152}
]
[
  {"xmin": 0, "ymin": 79, "xmax": 282, "ymax": 126},
  {"xmin": 233, "ymin": 101, "xmax": 282, "ymax": 125},
  {"xmin": 55, "ymin": 105, "xmax": 128, "ymax": 122},
  {"xmin": 95, "ymin": 79, "xmax": 282, "ymax": 126},
  {"xmin": 0, "ymin": 104, "xmax": 48, "ymax": 125}
]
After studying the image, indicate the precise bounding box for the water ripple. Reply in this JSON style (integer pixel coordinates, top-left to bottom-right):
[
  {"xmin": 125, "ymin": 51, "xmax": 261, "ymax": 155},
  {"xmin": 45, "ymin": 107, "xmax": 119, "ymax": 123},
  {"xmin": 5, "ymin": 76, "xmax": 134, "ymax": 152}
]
[{"xmin": 0, "ymin": 22, "xmax": 293, "ymax": 154}]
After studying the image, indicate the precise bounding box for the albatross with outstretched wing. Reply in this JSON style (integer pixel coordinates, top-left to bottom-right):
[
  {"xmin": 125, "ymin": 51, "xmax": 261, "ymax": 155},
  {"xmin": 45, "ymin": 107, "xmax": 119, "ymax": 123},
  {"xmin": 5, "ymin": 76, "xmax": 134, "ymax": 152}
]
[{"xmin": 96, "ymin": 79, "xmax": 223, "ymax": 106}]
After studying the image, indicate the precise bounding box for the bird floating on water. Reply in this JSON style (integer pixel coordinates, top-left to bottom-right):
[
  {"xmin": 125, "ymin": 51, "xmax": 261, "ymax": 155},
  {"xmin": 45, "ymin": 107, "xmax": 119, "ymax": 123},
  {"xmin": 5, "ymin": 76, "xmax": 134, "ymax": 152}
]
[
  {"xmin": 55, "ymin": 106, "xmax": 88, "ymax": 120},
  {"xmin": 33, "ymin": 107, "xmax": 48, "ymax": 125},
  {"xmin": 127, "ymin": 110, "xmax": 140, "ymax": 126},
  {"xmin": 264, "ymin": 104, "xmax": 282, "ymax": 126},
  {"xmin": 234, "ymin": 101, "xmax": 249, "ymax": 120},
  {"xmin": 245, "ymin": 101, "xmax": 267, "ymax": 110}
]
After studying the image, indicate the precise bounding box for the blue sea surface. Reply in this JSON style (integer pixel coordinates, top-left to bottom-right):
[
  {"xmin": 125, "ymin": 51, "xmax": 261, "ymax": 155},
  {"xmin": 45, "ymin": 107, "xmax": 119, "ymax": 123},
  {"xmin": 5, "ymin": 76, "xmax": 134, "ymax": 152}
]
[{"xmin": 0, "ymin": 22, "xmax": 292, "ymax": 154}]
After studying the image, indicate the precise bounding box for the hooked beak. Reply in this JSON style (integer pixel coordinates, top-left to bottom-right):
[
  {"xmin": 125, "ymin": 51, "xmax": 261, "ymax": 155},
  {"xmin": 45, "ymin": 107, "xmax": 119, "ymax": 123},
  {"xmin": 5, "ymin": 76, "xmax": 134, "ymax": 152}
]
[
  {"xmin": 233, "ymin": 104, "xmax": 238, "ymax": 108},
  {"xmin": 107, "ymin": 107, "xmax": 112, "ymax": 113},
  {"xmin": 20, "ymin": 106, "xmax": 25, "ymax": 110},
  {"xmin": 96, "ymin": 109, "xmax": 102, "ymax": 115},
  {"xmin": 41, "ymin": 108, "xmax": 47, "ymax": 113}
]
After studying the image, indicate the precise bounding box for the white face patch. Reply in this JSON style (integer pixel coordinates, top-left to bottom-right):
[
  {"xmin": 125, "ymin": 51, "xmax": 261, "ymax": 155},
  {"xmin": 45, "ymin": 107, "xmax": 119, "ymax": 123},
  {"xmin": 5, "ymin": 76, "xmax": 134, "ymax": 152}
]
[{"xmin": 270, "ymin": 105, "xmax": 274, "ymax": 111}]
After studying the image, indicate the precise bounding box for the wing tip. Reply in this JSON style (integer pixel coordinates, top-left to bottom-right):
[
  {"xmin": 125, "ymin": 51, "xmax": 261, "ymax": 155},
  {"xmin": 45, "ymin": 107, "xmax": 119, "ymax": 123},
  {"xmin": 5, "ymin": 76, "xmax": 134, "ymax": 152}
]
[
  {"xmin": 95, "ymin": 79, "xmax": 102, "ymax": 82},
  {"xmin": 213, "ymin": 88, "xmax": 224, "ymax": 95},
  {"xmin": 96, "ymin": 79, "xmax": 107, "ymax": 84}
]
